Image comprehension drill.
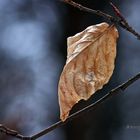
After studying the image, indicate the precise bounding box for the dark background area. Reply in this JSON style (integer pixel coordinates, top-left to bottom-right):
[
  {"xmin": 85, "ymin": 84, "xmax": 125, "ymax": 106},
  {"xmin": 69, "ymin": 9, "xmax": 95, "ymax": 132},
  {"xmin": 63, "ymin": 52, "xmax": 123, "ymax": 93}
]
[{"xmin": 0, "ymin": 0, "xmax": 140, "ymax": 140}]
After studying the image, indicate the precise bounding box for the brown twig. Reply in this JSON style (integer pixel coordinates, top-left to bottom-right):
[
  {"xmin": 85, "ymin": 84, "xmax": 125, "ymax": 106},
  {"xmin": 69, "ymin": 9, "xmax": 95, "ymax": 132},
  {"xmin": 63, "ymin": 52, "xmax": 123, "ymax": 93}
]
[
  {"xmin": 110, "ymin": 2, "xmax": 125, "ymax": 21},
  {"xmin": 62, "ymin": 0, "xmax": 114, "ymax": 20},
  {"xmin": 1, "ymin": 1, "xmax": 140, "ymax": 140},
  {"xmin": 109, "ymin": 2, "xmax": 140, "ymax": 39},
  {"xmin": 62, "ymin": 0, "xmax": 140, "ymax": 39},
  {"xmin": 31, "ymin": 72, "xmax": 140, "ymax": 140}
]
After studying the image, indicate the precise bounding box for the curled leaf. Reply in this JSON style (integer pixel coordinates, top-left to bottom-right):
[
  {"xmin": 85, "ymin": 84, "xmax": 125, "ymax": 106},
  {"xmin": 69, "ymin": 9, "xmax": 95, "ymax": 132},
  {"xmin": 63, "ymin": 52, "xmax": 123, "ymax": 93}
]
[{"xmin": 58, "ymin": 22, "xmax": 119, "ymax": 121}]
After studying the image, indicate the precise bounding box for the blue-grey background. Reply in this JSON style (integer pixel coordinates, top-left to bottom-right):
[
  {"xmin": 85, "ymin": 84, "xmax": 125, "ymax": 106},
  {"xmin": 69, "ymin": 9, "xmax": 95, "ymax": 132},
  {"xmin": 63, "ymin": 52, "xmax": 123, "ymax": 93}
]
[{"xmin": 0, "ymin": 0, "xmax": 140, "ymax": 140}]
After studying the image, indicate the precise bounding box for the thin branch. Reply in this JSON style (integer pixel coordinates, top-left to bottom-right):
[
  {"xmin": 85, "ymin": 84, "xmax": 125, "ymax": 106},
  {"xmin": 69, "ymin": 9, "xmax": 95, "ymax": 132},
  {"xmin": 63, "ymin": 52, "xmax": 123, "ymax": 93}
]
[
  {"xmin": 62, "ymin": 0, "xmax": 140, "ymax": 40},
  {"xmin": 62, "ymin": 0, "xmax": 114, "ymax": 20},
  {"xmin": 109, "ymin": 2, "xmax": 140, "ymax": 40},
  {"xmin": 1, "ymin": 73, "xmax": 140, "ymax": 140},
  {"xmin": 1, "ymin": 1, "xmax": 140, "ymax": 140},
  {"xmin": 0, "ymin": 124, "xmax": 23, "ymax": 139},
  {"xmin": 110, "ymin": 2, "xmax": 126, "ymax": 21},
  {"xmin": 31, "ymin": 72, "xmax": 140, "ymax": 140}
]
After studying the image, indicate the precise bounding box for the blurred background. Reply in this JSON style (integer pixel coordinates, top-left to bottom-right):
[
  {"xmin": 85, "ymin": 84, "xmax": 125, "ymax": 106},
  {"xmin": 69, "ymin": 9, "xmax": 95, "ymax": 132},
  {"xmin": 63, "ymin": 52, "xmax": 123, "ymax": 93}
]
[{"xmin": 0, "ymin": 0, "xmax": 140, "ymax": 140}]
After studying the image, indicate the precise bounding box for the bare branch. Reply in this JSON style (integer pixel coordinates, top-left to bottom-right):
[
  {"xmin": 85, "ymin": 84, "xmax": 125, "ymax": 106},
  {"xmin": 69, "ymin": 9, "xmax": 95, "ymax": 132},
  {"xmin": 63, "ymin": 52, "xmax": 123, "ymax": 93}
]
[
  {"xmin": 1, "ymin": 73, "xmax": 140, "ymax": 140},
  {"xmin": 0, "ymin": 124, "xmax": 23, "ymax": 139},
  {"xmin": 31, "ymin": 72, "xmax": 140, "ymax": 140},
  {"xmin": 62, "ymin": 0, "xmax": 140, "ymax": 40},
  {"xmin": 1, "ymin": 1, "xmax": 140, "ymax": 140},
  {"xmin": 109, "ymin": 2, "xmax": 140, "ymax": 40}
]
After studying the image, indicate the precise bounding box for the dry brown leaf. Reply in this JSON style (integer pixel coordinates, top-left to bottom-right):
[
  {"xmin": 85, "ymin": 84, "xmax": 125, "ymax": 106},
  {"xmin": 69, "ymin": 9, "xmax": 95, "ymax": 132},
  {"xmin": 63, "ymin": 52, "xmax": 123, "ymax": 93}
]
[{"xmin": 58, "ymin": 22, "xmax": 119, "ymax": 121}]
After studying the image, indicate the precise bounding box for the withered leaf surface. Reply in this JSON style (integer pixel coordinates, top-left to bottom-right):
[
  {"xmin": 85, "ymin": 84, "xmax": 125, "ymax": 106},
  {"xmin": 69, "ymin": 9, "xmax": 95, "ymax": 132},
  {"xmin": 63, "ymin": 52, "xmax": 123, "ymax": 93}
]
[{"xmin": 58, "ymin": 22, "xmax": 119, "ymax": 121}]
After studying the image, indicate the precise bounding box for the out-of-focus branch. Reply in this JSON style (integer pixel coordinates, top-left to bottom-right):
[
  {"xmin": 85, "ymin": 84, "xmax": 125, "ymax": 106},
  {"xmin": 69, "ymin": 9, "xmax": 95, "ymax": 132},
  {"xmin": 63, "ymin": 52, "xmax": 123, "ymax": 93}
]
[
  {"xmin": 0, "ymin": 124, "xmax": 23, "ymax": 139},
  {"xmin": 31, "ymin": 72, "xmax": 140, "ymax": 140},
  {"xmin": 62, "ymin": 0, "xmax": 140, "ymax": 40}
]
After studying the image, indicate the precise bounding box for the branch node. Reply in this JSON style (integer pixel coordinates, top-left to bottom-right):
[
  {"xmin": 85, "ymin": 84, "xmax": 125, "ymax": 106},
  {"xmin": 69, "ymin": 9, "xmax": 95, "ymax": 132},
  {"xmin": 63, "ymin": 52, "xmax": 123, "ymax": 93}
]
[{"xmin": 62, "ymin": 0, "xmax": 140, "ymax": 40}]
